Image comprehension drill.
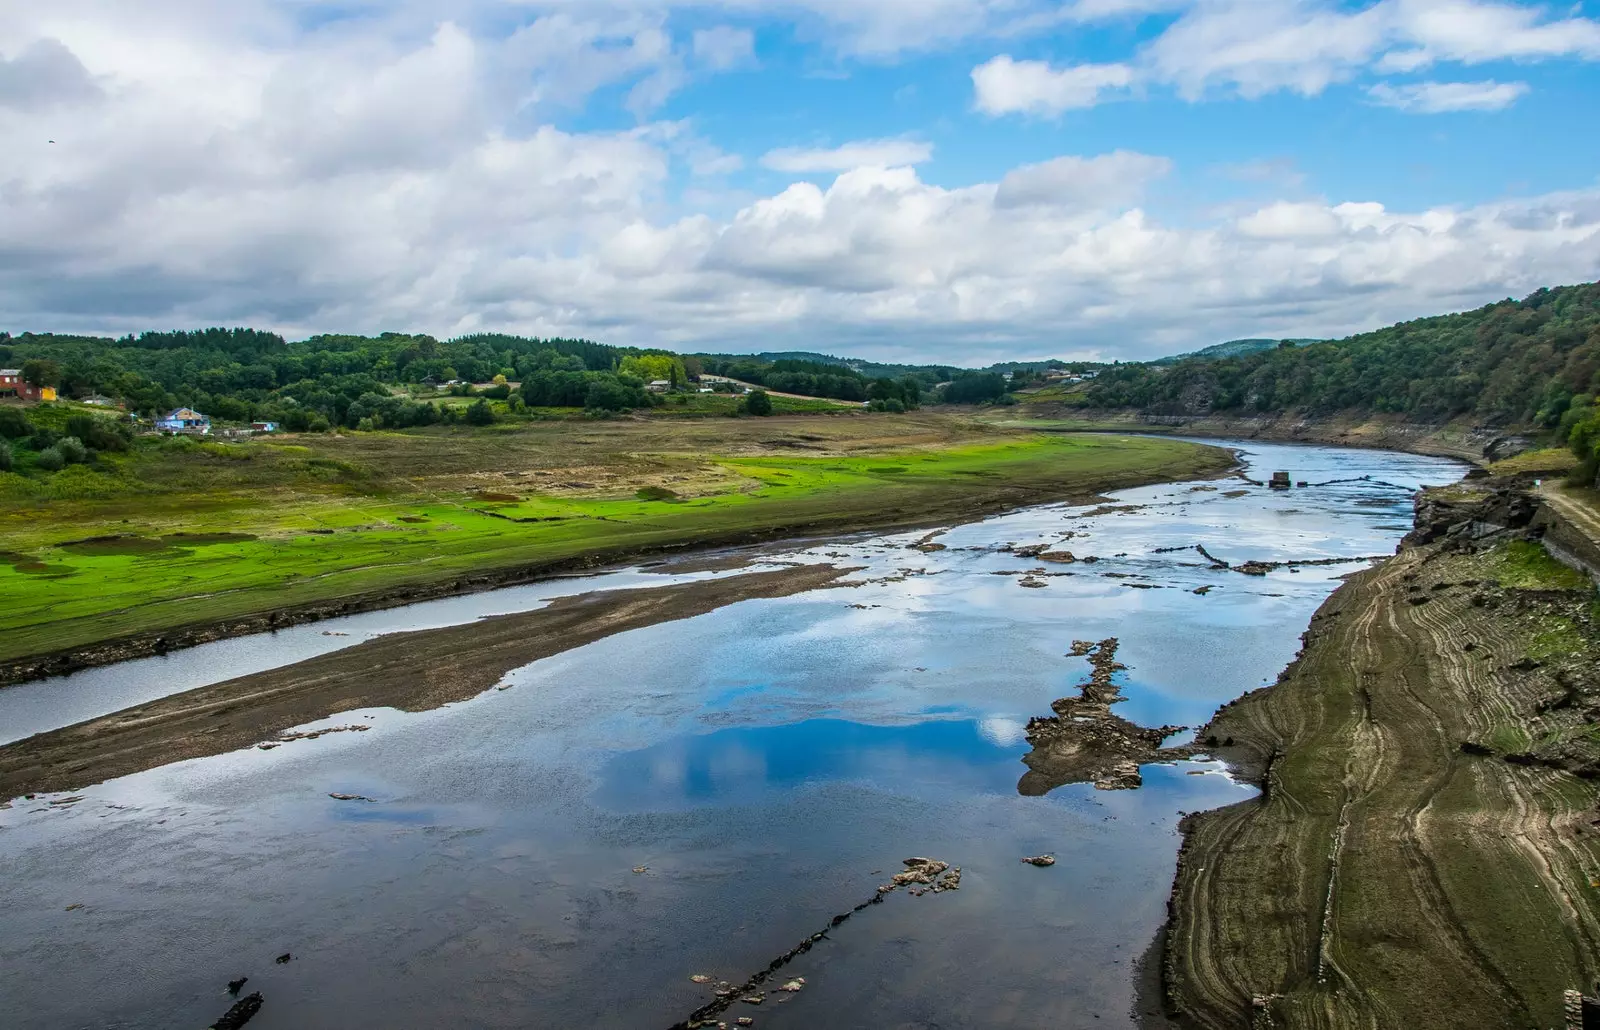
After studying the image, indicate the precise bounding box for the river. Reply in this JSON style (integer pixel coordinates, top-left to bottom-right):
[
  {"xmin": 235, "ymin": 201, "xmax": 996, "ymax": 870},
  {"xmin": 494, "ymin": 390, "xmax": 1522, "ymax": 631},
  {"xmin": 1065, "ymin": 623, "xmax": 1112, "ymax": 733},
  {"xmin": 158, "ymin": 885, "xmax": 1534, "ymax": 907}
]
[{"xmin": 0, "ymin": 440, "xmax": 1463, "ymax": 1029}]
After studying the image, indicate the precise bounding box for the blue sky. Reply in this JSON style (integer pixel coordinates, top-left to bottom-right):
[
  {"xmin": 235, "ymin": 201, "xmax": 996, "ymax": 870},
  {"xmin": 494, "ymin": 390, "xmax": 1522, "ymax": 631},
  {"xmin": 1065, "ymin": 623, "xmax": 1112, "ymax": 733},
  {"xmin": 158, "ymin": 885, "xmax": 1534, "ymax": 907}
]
[{"xmin": 2, "ymin": 0, "xmax": 1599, "ymax": 362}]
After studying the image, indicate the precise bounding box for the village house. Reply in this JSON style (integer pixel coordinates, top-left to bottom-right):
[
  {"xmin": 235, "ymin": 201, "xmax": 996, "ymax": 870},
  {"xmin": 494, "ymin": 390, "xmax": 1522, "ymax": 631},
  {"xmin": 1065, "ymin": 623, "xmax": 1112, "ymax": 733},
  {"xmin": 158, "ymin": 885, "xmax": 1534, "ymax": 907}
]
[
  {"xmin": 156, "ymin": 407, "xmax": 212, "ymax": 434},
  {"xmin": 250, "ymin": 421, "xmax": 279, "ymax": 433},
  {"xmin": 647, "ymin": 379, "xmax": 672, "ymax": 393},
  {"xmin": 0, "ymin": 369, "xmax": 58, "ymax": 402}
]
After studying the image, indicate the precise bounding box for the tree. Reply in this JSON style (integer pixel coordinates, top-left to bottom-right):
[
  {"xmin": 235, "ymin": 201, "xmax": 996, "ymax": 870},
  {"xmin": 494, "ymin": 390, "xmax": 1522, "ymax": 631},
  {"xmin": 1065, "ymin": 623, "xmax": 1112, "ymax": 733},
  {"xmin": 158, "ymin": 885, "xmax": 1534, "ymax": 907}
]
[
  {"xmin": 464, "ymin": 399, "xmax": 496, "ymax": 425},
  {"xmin": 744, "ymin": 389, "xmax": 773, "ymax": 416},
  {"xmin": 36, "ymin": 446, "xmax": 64, "ymax": 471},
  {"xmin": 21, "ymin": 358, "xmax": 61, "ymax": 388},
  {"xmin": 0, "ymin": 441, "xmax": 12, "ymax": 473}
]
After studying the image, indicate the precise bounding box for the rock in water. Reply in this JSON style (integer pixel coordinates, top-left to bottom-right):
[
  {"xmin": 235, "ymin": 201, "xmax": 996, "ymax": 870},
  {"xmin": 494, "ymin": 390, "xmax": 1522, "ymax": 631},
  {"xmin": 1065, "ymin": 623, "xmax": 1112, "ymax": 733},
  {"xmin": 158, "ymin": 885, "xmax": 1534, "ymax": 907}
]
[
  {"xmin": 1022, "ymin": 855, "xmax": 1056, "ymax": 867},
  {"xmin": 226, "ymin": 977, "xmax": 248, "ymax": 996},
  {"xmin": 208, "ymin": 991, "xmax": 263, "ymax": 1029}
]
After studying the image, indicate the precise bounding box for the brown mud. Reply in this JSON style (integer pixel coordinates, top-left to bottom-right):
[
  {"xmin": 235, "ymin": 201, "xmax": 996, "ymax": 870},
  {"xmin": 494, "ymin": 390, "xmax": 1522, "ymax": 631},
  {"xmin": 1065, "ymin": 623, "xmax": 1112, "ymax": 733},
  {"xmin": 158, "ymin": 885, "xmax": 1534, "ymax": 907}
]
[
  {"xmin": 0, "ymin": 565, "xmax": 855, "ymax": 799},
  {"xmin": 1158, "ymin": 475, "xmax": 1600, "ymax": 1029}
]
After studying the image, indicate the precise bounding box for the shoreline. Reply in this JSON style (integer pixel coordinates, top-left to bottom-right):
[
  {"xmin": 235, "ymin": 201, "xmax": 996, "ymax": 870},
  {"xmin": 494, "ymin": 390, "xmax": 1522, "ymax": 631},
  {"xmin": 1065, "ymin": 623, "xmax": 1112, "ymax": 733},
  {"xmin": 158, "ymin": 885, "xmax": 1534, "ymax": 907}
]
[
  {"xmin": 0, "ymin": 564, "xmax": 860, "ymax": 800},
  {"xmin": 0, "ymin": 439, "xmax": 1238, "ymax": 689},
  {"xmin": 1009, "ymin": 406, "xmax": 1506, "ymax": 464},
  {"xmin": 1153, "ymin": 472, "xmax": 1600, "ymax": 1028}
]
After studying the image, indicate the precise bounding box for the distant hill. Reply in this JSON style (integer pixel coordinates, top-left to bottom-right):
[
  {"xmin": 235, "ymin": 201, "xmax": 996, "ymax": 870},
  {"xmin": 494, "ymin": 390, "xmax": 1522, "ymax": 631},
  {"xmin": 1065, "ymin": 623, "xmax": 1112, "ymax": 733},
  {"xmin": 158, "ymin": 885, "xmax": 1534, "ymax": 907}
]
[
  {"xmin": 1080, "ymin": 282, "xmax": 1600, "ymax": 429},
  {"xmin": 1149, "ymin": 338, "xmax": 1322, "ymax": 366}
]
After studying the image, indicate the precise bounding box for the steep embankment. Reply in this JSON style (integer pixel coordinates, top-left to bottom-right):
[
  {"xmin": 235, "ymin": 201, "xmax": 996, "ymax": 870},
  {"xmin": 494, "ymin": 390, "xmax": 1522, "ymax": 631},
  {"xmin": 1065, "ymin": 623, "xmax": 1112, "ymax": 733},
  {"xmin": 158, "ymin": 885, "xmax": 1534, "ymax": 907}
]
[
  {"xmin": 1012, "ymin": 405, "xmax": 1522, "ymax": 464},
  {"xmin": 1162, "ymin": 478, "xmax": 1600, "ymax": 1029}
]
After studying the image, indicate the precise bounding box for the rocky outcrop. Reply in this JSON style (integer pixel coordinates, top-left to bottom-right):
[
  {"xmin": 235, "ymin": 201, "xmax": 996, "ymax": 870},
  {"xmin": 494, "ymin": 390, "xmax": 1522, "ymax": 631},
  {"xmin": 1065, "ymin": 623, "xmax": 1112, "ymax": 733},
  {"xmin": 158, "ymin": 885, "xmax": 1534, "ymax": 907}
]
[{"xmin": 1018, "ymin": 639, "xmax": 1193, "ymax": 795}]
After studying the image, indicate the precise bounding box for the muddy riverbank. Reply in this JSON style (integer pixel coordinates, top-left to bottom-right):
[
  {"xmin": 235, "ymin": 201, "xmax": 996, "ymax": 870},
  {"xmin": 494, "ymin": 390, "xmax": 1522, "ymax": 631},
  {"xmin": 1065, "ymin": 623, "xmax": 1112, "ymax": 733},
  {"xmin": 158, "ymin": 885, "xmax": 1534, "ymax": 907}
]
[
  {"xmin": 0, "ymin": 565, "xmax": 856, "ymax": 799},
  {"xmin": 1158, "ymin": 474, "xmax": 1600, "ymax": 1029},
  {"xmin": 0, "ymin": 444, "xmax": 1237, "ymax": 689}
]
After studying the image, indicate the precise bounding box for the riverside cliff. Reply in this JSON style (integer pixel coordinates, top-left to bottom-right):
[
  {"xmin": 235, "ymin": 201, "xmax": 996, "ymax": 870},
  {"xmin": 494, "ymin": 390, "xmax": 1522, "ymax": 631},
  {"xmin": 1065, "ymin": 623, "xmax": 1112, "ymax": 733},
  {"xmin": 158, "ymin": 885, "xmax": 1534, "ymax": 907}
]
[{"xmin": 1159, "ymin": 472, "xmax": 1600, "ymax": 1029}]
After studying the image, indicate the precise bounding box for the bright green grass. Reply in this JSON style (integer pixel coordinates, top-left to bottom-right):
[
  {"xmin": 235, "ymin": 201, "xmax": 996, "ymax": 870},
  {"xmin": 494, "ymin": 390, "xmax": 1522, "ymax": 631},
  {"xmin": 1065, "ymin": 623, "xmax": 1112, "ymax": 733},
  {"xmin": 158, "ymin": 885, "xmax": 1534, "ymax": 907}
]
[
  {"xmin": 1480, "ymin": 540, "xmax": 1593, "ymax": 591},
  {"xmin": 0, "ymin": 432, "xmax": 1228, "ymax": 661}
]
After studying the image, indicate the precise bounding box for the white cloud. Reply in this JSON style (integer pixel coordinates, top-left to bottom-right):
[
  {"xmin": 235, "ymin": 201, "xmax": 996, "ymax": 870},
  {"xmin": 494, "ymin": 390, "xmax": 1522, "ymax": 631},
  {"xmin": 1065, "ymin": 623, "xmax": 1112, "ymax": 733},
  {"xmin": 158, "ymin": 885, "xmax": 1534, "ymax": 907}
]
[
  {"xmin": 692, "ymin": 25, "xmax": 755, "ymax": 68},
  {"xmin": 985, "ymin": 0, "xmax": 1600, "ymax": 107},
  {"xmin": 1368, "ymin": 78, "xmax": 1529, "ymax": 111},
  {"xmin": 995, "ymin": 151, "xmax": 1172, "ymax": 209},
  {"xmin": 972, "ymin": 55, "xmax": 1134, "ymax": 114},
  {"xmin": 3, "ymin": 1, "xmax": 1600, "ymax": 363},
  {"xmin": 760, "ymin": 138, "xmax": 934, "ymax": 172}
]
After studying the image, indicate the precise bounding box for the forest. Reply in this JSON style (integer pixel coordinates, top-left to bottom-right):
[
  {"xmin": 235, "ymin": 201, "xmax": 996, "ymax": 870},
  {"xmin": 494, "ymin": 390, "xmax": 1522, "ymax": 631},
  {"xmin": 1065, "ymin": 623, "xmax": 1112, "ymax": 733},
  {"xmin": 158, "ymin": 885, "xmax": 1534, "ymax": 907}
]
[
  {"xmin": 1082, "ymin": 283, "xmax": 1600, "ymax": 426},
  {"xmin": 0, "ymin": 329, "xmax": 672, "ymax": 428}
]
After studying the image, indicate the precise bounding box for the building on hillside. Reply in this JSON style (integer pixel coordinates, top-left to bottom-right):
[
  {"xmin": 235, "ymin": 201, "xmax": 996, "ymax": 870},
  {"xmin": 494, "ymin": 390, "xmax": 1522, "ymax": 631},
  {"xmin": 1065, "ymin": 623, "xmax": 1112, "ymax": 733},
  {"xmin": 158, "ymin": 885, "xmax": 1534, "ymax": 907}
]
[
  {"xmin": 157, "ymin": 407, "xmax": 212, "ymax": 434},
  {"xmin": 82, "ymin": 394, "xmax": 119, "ymax": 407},
  {"xmin": 251, "ymin": 421, "xmax": 280, "ymax": 433},
  {"xmin": 647, "ymin": 379, "xmax": 672, "ymax": 393},
  {"xmin": 0, "ymin": 370, "xmax": 57, "ymax": 402}
]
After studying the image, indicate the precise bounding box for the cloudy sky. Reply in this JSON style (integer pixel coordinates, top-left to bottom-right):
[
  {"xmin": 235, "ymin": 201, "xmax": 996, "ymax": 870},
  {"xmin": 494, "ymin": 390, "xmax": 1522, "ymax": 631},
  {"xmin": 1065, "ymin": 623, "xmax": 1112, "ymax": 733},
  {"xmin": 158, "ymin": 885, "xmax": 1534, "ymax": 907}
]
[{"xmin": 3, "ymin": 0, "xmax": 1599, "ymax": 362}]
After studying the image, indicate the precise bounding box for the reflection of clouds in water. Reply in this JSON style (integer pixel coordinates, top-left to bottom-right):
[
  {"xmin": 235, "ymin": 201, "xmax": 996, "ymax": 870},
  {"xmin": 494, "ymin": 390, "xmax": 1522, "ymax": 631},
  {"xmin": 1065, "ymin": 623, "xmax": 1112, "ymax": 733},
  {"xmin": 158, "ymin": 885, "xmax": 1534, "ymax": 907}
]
[
  {"xmin": 707, "ymin": 741, "xmax": 768, "ymax": 787},
  {"xmin": 649, "ymin": 752, "xmax": 687, "ymax": 790},
  {"xmin": 978, "ymin": 716, "xmax": 1028, "ymax": 748}
]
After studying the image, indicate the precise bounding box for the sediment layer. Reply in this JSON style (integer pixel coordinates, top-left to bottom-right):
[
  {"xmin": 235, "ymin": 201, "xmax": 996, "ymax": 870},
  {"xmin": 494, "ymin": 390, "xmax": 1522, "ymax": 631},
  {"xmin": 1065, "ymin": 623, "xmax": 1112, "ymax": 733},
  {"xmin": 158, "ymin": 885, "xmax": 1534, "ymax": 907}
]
[
  {"xmin": 0, "ymin": 564, "xmax": 854, "ymax": 799},
  {"xmin": 1161, "ymin": 479, "xmax": 1600, "ymax": 1029}
]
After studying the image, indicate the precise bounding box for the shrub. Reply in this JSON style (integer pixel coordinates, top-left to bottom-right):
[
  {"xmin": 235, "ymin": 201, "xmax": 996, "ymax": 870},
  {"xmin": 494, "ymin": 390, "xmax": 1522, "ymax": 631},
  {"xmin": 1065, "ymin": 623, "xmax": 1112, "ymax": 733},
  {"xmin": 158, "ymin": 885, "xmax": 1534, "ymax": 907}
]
[
  {"xmin": 0, "ymin": 441, "xmax": 11, "ymax": 472},
  {"xmin": 55, "ymin": 436, "xmax": 88, "ymax": 464},
  {"xmin": 0, "ymin": 407, "xmax": 29, "ymax": 439},
  {"xmin": 743, "ymin": 389, "xmax": 773, "ymax": 416},
  {"xmin": 465, "ymin": 399, "xmax": 496, "ymax": 425},
  {"xmin": 36, "ymin": 446, "xmax": 64, "ymax": 471}
]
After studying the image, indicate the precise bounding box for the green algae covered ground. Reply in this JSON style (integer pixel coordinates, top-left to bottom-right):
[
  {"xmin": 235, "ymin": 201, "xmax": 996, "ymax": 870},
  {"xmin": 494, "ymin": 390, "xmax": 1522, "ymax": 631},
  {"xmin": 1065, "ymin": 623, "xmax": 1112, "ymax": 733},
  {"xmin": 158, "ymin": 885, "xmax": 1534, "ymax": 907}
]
[{"xmin": 0, "ymin": 414, "xmax": 1232, "ymax": 664}]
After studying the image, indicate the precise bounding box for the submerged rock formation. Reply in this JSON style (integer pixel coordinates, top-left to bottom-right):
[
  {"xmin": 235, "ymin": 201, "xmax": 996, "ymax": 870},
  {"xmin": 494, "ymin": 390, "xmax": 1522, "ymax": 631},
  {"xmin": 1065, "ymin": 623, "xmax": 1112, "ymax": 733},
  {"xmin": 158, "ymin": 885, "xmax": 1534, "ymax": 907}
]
[{"xmin": 1018, "ymin": 638, "xmax": 1193, "ymax": 795}]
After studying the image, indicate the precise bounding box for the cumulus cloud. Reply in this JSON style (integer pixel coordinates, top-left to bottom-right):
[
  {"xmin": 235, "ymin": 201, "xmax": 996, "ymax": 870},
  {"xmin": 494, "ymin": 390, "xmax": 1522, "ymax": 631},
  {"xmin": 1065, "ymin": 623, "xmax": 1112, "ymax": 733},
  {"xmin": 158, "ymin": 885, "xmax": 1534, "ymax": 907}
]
[
  {"xmin": 0, "ymin": 37, "xmax": 101, "ymax": 109},
  {"xmin": 972, "ymin": 55, "xmax": 1134, "ymax": 114},
  {"xmin": 3, "ymin": 0, "xmax": 1600, "ymax": 362},
  {"xmin": 1368, "ymin": 78, "xmax": 1529, "ymax": 111},
  {"xmin": 977, "ymin": 0, "xmax": 1600, "ymax": 108},
  {"xmin": 760, "ymin": 138, "xmax": 934, "ymax": 172},
  {"xmin": 994, "ymin": 151, "xmax": 1172, "ymax": 209}
]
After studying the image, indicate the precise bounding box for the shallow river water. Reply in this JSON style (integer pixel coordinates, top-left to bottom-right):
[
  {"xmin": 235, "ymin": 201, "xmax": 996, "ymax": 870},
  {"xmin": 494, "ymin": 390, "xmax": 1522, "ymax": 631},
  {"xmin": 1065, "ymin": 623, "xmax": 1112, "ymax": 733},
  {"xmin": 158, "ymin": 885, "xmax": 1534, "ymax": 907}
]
[{"xmin": 0, "ymin": 440, "xmax": 1463, "ymax": 1029}]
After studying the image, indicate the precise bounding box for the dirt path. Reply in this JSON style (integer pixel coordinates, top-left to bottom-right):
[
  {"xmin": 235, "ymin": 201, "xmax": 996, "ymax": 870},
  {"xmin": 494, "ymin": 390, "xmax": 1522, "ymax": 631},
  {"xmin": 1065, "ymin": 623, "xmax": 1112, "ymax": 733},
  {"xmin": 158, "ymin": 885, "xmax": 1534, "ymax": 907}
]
[
  {"xmin": 1162, "ymin": 540, "xmax": 1600, "ymax": 1029},
  {"xmin": 0, "ymin": 564, "xmax": 855, "ymax": 800}
]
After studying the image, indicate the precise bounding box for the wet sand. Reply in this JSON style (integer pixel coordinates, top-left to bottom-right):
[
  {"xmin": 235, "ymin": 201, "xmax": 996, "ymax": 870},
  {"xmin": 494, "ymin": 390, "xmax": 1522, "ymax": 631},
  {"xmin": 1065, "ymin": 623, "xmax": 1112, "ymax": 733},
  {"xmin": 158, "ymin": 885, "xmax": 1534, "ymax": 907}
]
[{"xmin": 0, "ymin": 564, "xmax": 855, "ymax": 799}]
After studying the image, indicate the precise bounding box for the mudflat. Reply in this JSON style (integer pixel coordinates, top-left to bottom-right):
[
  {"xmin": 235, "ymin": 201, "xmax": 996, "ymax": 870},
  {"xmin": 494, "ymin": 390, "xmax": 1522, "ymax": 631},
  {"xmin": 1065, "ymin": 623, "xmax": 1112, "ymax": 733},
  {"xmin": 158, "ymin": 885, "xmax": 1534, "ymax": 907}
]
[
  {"xmin": 1162, "ymin": 490, "xmax": 1600, "ymax": 1029},
  {"xmin": 0, "ymin": 415, "xmax": 1234, "ymax": 674},
  {"xmin": 0, "ymin": 564, "xmax": 855, "ymax": 799}
]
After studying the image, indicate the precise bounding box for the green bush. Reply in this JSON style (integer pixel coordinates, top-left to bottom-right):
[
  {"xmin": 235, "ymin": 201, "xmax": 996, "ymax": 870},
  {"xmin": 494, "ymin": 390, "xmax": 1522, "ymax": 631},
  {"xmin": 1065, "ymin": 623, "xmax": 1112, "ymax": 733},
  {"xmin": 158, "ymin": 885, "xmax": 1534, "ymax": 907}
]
[
  {"xmin": 465, "ymin": 399, "xmax": 496, "ymax": 425},
  {"xmin": 36, "ymin": 446, "xmax": 64, "ymax": 471},
  {"xmin": 55, "ymin": 436, "xmax": 88, "ymax": 464},
  {"xmin": 0, "ymin": 441, "xmax": 11, "ymax": 472},
  {"xmin": 743, "ymin": 389, "xmax": 773, "ymax": 416},
  {"xmin": 0, "ymin": 407, "xmax": 29, "ymax": 439}
]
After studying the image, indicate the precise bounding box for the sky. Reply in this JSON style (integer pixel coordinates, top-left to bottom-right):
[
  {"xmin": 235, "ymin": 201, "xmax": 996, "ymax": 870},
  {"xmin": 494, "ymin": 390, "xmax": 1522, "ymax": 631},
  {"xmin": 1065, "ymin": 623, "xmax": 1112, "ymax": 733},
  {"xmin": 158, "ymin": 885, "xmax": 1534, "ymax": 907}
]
[{"xmin": 2, "ymin": 0, "xmax": 1599, "ymax": 363}]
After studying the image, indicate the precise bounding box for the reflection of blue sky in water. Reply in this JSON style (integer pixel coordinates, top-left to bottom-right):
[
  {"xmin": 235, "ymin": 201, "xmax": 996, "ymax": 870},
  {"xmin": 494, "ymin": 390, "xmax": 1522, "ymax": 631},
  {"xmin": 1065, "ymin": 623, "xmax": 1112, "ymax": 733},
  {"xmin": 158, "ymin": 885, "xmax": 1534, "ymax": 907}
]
[
  {"xmin": 0, "ymin": 439, "xmax": 1465, "ymax": 1030},
  {"xmin": 597, "ymin": 718, "xmax": 1027, "ymax": 811}
]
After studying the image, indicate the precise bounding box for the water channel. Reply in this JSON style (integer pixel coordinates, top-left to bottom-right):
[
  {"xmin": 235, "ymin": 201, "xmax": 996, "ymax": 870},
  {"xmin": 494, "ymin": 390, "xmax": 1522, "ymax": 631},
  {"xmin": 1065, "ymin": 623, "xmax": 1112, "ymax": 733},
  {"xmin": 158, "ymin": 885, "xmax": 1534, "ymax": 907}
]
[{"xmin": 0, "ymin": 439, "xmax": 1464, "ymax": 1029}]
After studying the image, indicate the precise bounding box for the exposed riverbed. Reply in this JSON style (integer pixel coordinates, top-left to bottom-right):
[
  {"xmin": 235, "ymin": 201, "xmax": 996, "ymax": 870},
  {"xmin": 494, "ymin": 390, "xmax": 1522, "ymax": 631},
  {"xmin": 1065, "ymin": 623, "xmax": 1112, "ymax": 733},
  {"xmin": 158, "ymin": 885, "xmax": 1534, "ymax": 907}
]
[{"xmin": 0, "ymin": 440, "xmax": 1463, "ymax": 1030}]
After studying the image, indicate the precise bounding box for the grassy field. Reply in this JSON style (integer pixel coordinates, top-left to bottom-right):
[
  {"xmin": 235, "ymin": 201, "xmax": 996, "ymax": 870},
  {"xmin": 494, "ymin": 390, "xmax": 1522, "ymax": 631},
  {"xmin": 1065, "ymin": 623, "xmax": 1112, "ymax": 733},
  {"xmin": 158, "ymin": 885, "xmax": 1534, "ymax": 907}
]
[{"xmin": 0, "ymin": 412, "xmax": 1232, "ymax": 663}]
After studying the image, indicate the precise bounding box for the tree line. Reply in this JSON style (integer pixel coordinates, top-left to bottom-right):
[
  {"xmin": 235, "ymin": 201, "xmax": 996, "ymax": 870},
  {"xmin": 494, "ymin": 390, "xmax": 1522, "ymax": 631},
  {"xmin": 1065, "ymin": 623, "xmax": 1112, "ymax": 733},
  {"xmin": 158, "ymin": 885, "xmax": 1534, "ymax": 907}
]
[{"xmin": 1079, "ymin": 283, "xmax": 1600, "ymax": 427}]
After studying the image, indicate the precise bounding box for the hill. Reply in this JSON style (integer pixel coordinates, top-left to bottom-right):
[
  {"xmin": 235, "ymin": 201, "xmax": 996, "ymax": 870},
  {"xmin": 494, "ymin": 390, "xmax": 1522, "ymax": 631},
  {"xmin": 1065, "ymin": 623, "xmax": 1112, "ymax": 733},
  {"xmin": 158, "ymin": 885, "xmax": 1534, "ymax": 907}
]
[
  {"xmin": 1082, "ymin": 283, "xmax": 1600, "ymax": 431},
  {"xmin": 1149, "ymin": 338, "xmax": 1321, "ymax": 365}
]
